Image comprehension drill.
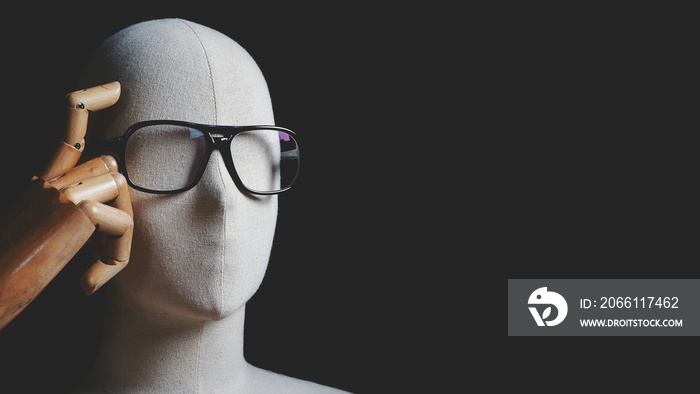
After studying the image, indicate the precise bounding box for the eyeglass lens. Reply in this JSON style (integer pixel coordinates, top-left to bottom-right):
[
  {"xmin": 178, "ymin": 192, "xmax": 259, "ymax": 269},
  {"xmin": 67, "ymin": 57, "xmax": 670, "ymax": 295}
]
[{"xmin": 123, "ymin": 124, "xmax": 299, "ymax": 193}]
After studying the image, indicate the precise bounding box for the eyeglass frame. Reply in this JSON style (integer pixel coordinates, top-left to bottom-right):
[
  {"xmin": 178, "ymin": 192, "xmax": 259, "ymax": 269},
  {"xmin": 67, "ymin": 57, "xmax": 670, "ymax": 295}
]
[{"xmin": 93, "ymin": 120, "xmax": 300, "ymax": 196}]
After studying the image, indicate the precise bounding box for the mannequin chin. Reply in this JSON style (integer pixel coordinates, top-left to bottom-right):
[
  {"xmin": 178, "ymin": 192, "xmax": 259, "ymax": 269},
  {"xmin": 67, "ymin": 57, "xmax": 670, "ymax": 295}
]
[{"xmin": 78, "ymin": 18, "xmax": 347, "ymax": 393}]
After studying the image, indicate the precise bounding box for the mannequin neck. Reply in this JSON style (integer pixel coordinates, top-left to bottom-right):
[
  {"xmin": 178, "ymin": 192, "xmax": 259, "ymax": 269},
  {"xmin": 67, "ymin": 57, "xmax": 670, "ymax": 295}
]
[{"xmin": 84, "ymin": 299, "xmax": 250, "ymax": 392}]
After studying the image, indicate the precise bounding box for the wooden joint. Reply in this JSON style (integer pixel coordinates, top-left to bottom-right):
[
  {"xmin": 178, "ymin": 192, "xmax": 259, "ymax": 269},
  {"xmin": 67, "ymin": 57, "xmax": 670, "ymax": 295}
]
[{"xmin": 40, "ymin": 142, "xmax": 83, "ymax": 181}]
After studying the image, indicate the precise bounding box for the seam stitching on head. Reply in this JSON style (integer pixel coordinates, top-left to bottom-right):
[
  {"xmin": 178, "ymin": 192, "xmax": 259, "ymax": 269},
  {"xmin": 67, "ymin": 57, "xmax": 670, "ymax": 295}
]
[
  {"xmin": 179, "ymin": 19, "xmax": 218, "ymax": 125},
  {"xmin": 194, "ymin": 321, "xmax": 204, "ymax": 393},
  {"xmin": 178, "ymin": 20, "xmax": 227, "ymax": 316},
  {"xmin": 219, "ymin": 159, "xmax": 228, "ymax": 318}
]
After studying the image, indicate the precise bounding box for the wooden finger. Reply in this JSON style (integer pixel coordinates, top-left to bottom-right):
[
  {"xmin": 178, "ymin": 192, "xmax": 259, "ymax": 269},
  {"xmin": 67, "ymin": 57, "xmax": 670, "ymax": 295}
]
[
  {"xmin": 40, "ymin": 107, "xmax": 87, "ymax": 181},
  {"xmin": 104, "ymin": 173, "xmax": 133, "ymax": 264},
  {"xmin": 107, "ymin": 172, "xmax": 133, "ymax": 216},
  {"xmin": 104, "ymin": 229, "xmax": 132, "ymax": 264},
  {"xmin": 43, "ymin": 107, "xmax": 87, "ymax": 179},
  {"xmin": 80, "ymin": 258, "xmax": 128, "ymax": 295},
  {"xmin": 49, "ymin": 155, "xmax": 118, "ymax": 189},
  {"xmin": 79, "ymin": 198, "xmax": 133, "ymax": 264},
  {"xmin": 74, "ymin": 171, "xmax": 133, "ymax": 293},
  {"xmin": 78, "ymin": 201, "xmax": 133, "ymax": 237},
  {"xmin": 41, "ymin": 82, "xmax": 121, "ymax": 184},
  {"xmin": 59, "ymin": 173, "xmax": 120, "ymax": 205},
  {"xmin": 63, "ymin": 107, "xmax": 89, "ymax": 147},
  {"xmin": 65, "ymin": 82, "xmax": 121, "ymax": 112}
]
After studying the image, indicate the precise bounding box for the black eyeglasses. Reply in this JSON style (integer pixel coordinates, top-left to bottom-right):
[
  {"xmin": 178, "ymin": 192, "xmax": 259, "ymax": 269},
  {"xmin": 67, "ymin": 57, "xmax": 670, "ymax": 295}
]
[{"xmin": 96, "ymin": 120, "xmax": 300, "ymax": 195}]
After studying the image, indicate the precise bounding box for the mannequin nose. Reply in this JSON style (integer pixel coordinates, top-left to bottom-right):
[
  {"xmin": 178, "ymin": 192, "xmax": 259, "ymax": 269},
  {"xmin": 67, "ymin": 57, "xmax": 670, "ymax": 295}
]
[{"xmin": 197, "ymin": 149, "xmax": 238, "ymax": 201}]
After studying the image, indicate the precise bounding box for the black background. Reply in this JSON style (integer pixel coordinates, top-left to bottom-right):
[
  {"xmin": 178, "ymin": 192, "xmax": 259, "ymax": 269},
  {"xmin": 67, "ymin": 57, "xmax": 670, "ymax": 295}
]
[
  {"xmin": 496, "ymin": 4, "xmax": 700, "ymax": 393},
  {"xmin": 0, "ymin": 4, "xmax": 456, "ymax": 393}
]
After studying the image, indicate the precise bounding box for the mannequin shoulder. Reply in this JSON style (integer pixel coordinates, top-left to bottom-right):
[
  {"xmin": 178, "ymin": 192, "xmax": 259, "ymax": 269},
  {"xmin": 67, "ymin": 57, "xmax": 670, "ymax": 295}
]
[{"xmin": 247, "ymin": 365, "xmax": 351, "ymax": 394}]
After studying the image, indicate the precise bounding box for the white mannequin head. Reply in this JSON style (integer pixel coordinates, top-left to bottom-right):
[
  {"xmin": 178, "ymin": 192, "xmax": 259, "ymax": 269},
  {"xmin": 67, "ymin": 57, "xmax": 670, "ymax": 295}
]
[
  {"xmin": 82, "ymin": 18, "xmax": 278, "ymax": 321},
  {"xmin": 77, "ymin": 19, "xmax": 346, "ymax": 393}
]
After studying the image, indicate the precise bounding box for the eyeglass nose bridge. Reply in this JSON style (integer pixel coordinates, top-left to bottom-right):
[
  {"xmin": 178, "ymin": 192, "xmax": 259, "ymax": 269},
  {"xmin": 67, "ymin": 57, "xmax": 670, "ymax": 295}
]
[
  {"xmin": 208, "ymin": 134, "xmax": 236, "ymax": 167},
  {"xmin": 210, "ymin": 134, "xmax": 231, "ymax": 144},
  {"xmin": 205, "ymin": 133, "xmax": 246, "ymax": 192}
]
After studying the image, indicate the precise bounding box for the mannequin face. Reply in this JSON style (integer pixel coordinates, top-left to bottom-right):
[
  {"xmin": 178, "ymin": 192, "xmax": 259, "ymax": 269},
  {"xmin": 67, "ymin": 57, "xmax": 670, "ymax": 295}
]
[{"xmin": 82, "ymin": 19, "xmax": 278, "ymax": 321}]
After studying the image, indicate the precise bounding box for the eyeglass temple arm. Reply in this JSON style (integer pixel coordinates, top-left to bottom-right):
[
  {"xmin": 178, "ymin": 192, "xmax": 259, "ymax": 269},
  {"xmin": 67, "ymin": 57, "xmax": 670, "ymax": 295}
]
[{"xmin": 39, "ymin": 82, "xmax": 121, "ymax": 181}]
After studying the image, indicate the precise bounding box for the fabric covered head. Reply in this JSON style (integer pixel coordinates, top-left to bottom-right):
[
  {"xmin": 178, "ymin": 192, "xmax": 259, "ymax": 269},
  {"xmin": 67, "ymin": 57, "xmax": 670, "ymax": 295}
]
[{"xmin": 81, "ymin": 18, "xmax": 278, "ymax": 320}]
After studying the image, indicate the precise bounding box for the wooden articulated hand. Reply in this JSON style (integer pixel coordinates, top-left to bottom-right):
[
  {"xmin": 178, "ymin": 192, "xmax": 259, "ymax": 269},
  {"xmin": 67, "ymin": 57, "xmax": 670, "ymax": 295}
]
[{"xmin": 0, "ymin": 82, "xmax": 133, "ymax": 330}]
